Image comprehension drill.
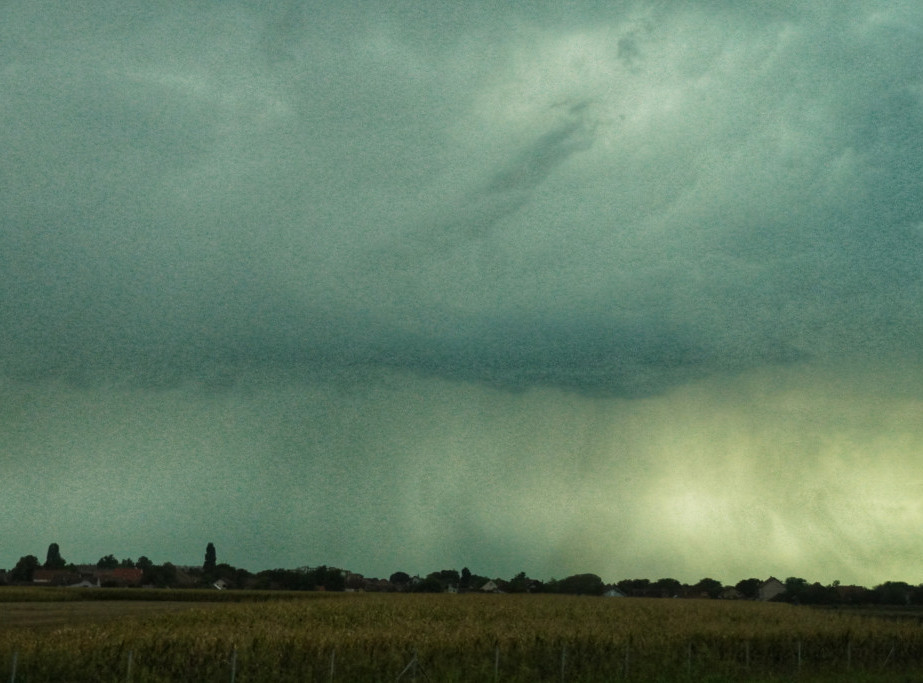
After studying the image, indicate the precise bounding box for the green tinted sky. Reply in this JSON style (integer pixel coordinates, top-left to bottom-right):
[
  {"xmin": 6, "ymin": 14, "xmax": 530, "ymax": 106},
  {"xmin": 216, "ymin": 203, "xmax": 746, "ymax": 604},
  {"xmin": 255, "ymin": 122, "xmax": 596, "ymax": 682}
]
[{"xmin": 2, "ymin": 1, "xmax": 923, "ymax": 585}]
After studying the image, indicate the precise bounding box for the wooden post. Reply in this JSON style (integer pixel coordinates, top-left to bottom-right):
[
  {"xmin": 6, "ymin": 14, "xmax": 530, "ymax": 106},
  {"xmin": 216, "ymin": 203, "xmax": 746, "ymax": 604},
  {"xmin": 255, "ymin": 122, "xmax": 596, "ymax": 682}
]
[
  {"xmin": 687, "ymin": 642, "xmax": 693, "ymax": 675},
  {"xmin": 560, "ymin": 645, "xmax": 566, "ymax": 683},
  {"xmin": 494, "ymin": 645, "xmax": 500, "ymax": 682},
  {"xmin": 624, "ymin": 642, "xmax": 630, "ymax": 678},
  {"xmin": 329, "ymin": 649, "xmax": 335, "ymax": 683},
  {"xmin": 9, "ymin": 651, "xmax": 17, "ymax": 683},
  {"xmin": 126, "ymin": 650, "xmax": 133, "ymax": 683},
  {"xmin": 882, "ymin": 642, "xmax": 895, "ymax": 669},
  {"xmin": 229, "ymin": 647, "xmax": 237, "ymax": 683}
]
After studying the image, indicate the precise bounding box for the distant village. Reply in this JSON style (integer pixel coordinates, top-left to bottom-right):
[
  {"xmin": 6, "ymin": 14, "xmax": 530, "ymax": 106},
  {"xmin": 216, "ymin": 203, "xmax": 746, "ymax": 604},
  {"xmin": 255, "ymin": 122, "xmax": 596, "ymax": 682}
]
[{"xmin": 3, "ymin": 543, "xmax": 920, "ymax": 606}]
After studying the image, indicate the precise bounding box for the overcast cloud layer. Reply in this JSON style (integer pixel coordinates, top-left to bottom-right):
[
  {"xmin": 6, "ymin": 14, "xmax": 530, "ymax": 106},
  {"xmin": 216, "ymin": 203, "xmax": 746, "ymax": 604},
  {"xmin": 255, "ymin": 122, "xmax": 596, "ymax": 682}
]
[{"xmin": 2, "ymin": 1, "xmax": 923, "ymax": 585}]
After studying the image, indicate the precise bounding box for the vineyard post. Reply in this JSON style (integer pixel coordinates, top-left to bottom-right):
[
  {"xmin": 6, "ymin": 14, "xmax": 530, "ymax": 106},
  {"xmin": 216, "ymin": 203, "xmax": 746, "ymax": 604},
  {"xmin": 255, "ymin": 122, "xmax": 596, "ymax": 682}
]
[
  {"xmin": 846, "ymin": 641, "xmax": 850, "ymax": 672},
  {"xmin": 744, "ymin": 641, "xmax": 749, "ymax": 670},
  {"xmin": 560, "ymin": 645, "xmax": 566, "ymax": 683},
  {"xmin": 396, "ymin": 649, "xmax": 421, "ymax": 682},
  {"xmin": 329, "ymin": 649, "xmax": 335, "ymax": 683},
  {"xmin": 881, "ymin": 642, "xmax": 895, "ymax": 670},
  {"xmin": 229, "ymin": 647, "xmax": 237, "ymax": 683},
  {"xmin": 686, "ymin": 641, "xmax": 692, "ymax": 676},
  {"xmin": 797, "ymin": 640, "xmax": 802, "ymax": 673},
  {"xmin": 125, "ymin": 649, "xmax": 133, "ymax": 683},
  {"xmin": 493, "ymin": 645, "xmax": 500, "ymax": 682},
  {"xmin": 9, "ymin": 651, "xmax": 17, "ymax": 683},
  {"xmin": 624, "ymin": 641, "xmax": 630, "ymax": 678}
]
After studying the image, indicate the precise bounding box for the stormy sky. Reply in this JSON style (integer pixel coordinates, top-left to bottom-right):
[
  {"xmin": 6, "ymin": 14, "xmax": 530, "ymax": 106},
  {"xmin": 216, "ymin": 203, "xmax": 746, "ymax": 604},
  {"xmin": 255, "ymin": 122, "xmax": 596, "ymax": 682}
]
[{"xmin": 2, "ymin": 1, "xmax": 923, "ymax": 585}]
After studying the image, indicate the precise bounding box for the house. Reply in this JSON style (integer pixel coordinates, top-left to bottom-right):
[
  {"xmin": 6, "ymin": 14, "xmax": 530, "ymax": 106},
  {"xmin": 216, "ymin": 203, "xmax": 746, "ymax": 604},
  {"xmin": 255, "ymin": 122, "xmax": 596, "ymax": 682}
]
[
  {"xmin": 720, "ymin": 586, "xmax": 743, "ymax": 600},
  {"xmin": 479, "ymin": 580, "xmax": 502, "ymax": 593},
  {"xmin": 213, "ymin": 579, "xmax": 229, "ymax": 590},
  {"xmin": 758, "ymin": 577, "xmax": 786, "ymax": 601},
  {"xmin": 603, "ymin": 587, "xmax": 626, "ymax": 597},
  {"xmin": 95, "ymin": 568, "xmax": 144, "ymax": 587},
  {"xmin": 32, "ymin": 569, "xmax": 81, "ymax": 586},
  {"xmin": 363, "ymin": 578, "xmax": 393, "ymax": 592}
]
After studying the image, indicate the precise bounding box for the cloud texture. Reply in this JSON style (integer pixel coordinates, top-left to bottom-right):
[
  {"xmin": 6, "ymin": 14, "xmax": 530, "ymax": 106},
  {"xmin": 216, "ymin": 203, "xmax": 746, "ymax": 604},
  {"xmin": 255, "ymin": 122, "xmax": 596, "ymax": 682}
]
[{"xmin": 2, "ymin": 1, "xmax": 923, "ymax": 584}]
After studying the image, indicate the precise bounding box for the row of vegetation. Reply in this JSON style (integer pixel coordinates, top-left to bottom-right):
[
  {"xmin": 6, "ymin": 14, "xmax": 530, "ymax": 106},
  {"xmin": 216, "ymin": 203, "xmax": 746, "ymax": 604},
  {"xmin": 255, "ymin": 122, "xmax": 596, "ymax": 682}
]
[
  {"xmin": 6, "ymin": 543, "xmax": 923, "ymax": 605},
  {"xmin": 4, "ymin": 591, "xmax": 923, "ymax": 682}
]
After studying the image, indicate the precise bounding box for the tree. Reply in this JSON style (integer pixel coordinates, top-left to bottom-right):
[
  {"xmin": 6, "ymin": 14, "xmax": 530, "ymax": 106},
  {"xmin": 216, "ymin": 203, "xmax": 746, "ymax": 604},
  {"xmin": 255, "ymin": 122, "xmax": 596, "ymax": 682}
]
[
  {"xmin": 692, "ymin": 578, "xmax": 723, "ymax": 599},
  {"xmin": 44, "ymin": 543, "xmax": 66, "ymax": 569},
  {"xmin": 874, "ymin": 581, "xmax": 912, "ymax": 605},
  {"xmin": 11, "ymin": 555, "xmax": 40, "ymax": 582},
  {"xmin": 782, "ymin": 577, "xmax": 809, "ymax": 603},
  {"xmin": 204, "ymin": 543, "xmax": 217, "ymax": 573},
  {"xmin": 616, "ymin": 578, "xmax": 650, "ymax": 596},
  {"xmin": 508, "ymin": 571, "xmax": 530, "ymax": 593},
  {"xmin": 651, "ymin": 578, "xmax": 682, "ymax": 597},
  {"xmin": 414, "ymin": 575, "xmax": 445, "ymax": 593},
  {"xmin": 800, "ymin": 582, "xmax": 837, "ymax": 605},
  {"xmin": 389, "ymin": 571, "xmax": 411, "ymax": 589},
  {"xmin": 97, "ymin": 554, "xmax": 118, "ymax": 569},
  {"xmin": 460, "ymin": 567, "xmax": 472, "ymax": 591},
  {"xmin": 735, "ymin": 578, "xmax": 762, "ymax": 600},
  {"xmin": 146, "ymin": 562, "xmax": 177, "ymax": 588},
  {"xmin": 556, "ymin": 573, "xmax": 605, "ymax": 596},
  {"xmin": 136, "ymin": 556, "xmax": 154, "ymax": 583}
]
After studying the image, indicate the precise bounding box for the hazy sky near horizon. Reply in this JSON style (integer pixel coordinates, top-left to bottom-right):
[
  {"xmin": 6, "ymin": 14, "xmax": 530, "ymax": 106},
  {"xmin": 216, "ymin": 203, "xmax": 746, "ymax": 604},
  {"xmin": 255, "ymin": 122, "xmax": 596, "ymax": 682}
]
[{"xmin": 2, "ymin": 1, "xmax": 923, "ymax": 585}]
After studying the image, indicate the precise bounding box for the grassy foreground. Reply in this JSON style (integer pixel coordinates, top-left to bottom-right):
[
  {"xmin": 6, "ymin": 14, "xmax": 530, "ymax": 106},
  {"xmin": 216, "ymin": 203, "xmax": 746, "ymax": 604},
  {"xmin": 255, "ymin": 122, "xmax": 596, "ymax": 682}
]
[{"xmin": 2, "ymin": 589, "xmax": 923, "ymax": 682}]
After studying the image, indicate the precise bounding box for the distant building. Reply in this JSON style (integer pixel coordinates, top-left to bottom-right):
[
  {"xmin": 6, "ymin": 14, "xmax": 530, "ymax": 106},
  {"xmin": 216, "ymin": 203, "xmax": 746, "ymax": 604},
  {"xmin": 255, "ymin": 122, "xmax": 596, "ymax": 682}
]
[
  {"xmin": 758, "ymin": 577, "xmax": 785, "ymax": 601},
  {"xmin": 96, "ymin": 568, "xmax": 144, "ymax": 587},
  {"xmin": 69, "ymin": 578, "xmax": 100, "ymax": 588},
  {"xmin": 720, "ymin": 586, "xmax": 744, "ymax": 600},
  {"xmin": 32, "ymin": 569, "xmax": 81, "ymax": 586}
]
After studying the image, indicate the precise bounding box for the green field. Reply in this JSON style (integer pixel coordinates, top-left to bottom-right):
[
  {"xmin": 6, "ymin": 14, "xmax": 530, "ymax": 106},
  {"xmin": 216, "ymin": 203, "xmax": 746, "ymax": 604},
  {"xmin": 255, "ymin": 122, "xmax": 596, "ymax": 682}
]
[{"xmin": 2, "ymin": 588, "xmax": 923, "ymax": 682}]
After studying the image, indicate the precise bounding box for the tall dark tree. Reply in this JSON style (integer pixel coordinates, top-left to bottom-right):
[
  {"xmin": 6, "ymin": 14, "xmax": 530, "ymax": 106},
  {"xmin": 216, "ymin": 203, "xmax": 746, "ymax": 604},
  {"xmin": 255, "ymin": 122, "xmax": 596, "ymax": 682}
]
[
  {"xmin": 11, "ymin": 555, "xmax": 40, "ymax": 582},
  {"xmin": 44, "ymin": 543, "xmax": 66, "ymax": 569},
  {"xmin": 136, "ymin": 556, "xmax": 154, "ymax": 583},
  {"xmin": 204, "ymin": 542, "xmax": 217, "ymax": 573}
]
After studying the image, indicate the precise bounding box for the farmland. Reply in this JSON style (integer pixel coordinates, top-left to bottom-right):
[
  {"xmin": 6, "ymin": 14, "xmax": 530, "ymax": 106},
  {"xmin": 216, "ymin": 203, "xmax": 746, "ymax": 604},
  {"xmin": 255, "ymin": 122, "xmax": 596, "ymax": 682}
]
[{"xmin": 2, "ymin": 589, "xmax": 923, "ymax": 681}]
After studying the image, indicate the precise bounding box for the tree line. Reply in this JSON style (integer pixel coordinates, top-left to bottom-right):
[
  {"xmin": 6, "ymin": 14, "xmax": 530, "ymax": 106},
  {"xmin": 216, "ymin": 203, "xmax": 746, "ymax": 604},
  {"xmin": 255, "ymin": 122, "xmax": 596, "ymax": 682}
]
[{"xmin": 5, "ymin": 543, "xmax": 923, "ymax": 605}]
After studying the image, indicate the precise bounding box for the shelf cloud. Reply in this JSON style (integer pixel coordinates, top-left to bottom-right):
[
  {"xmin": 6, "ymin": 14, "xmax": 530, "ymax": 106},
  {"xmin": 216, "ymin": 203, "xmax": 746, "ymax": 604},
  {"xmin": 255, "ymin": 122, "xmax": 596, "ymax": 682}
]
[{"xmin": 2, "ymin": 1, "xmax": 923, "ymax": 585}]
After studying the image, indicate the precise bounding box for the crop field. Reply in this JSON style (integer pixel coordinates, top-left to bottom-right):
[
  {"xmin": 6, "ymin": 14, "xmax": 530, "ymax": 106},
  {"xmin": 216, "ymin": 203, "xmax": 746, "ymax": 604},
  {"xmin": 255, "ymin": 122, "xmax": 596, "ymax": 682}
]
[{"xmin": 3, "ymin": 589, "xmax": 923, "ymax": 682}]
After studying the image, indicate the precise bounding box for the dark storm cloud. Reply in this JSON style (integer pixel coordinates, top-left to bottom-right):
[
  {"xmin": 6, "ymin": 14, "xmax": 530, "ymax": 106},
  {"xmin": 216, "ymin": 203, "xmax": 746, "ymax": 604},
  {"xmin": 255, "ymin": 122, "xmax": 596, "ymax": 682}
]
[
  {"xmin": 5, "ymin": 1, "xmax": 923, "ymax": 585},
  {"xmin": 2, "ymin": 1, "xmax": 922, "ymax": 396}
]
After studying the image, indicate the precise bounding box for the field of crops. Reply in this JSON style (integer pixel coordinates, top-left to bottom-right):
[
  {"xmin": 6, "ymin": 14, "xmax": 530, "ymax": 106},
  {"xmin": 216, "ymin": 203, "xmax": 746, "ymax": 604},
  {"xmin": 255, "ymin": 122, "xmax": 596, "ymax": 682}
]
[{"xmin": 3, "ymin": 589, "xmax": 923, "ymax": 682}]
